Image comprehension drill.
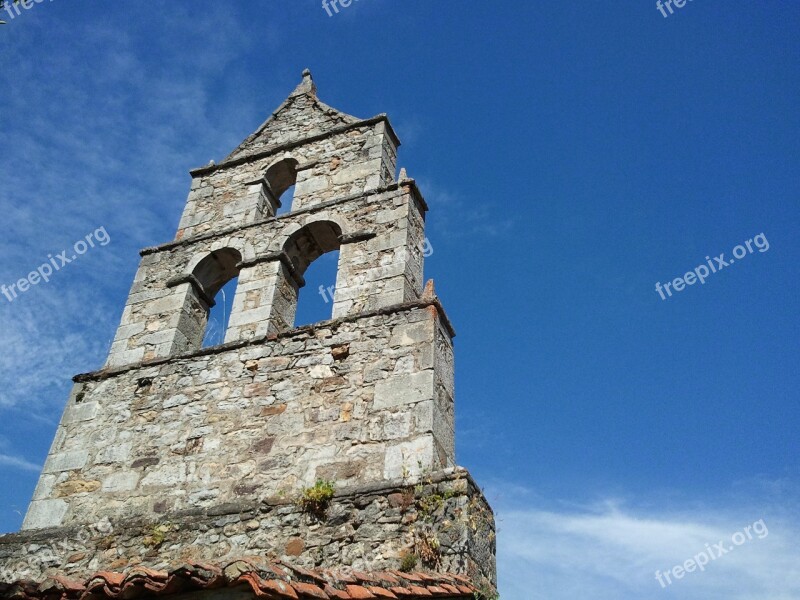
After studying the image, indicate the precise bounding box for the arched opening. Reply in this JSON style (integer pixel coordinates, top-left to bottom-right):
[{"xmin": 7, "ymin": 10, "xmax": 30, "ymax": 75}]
[
  {"xmin": 178, "ymin": 248, "xmax": 241, "ymax": 350},
  {"xmin": 295, "ymin": 249, "xmax": 340, "ymax": 326},
  {"xmin": 202, "ymin": 276, "xmax": 238, "ymax": 347},
  {"xmin": 265, "ymin": 158, "xmax": 299, "ymax": 216},
  {"xmin": 274, "ymin": 221, "xmax": 343, "ymax": 330}
]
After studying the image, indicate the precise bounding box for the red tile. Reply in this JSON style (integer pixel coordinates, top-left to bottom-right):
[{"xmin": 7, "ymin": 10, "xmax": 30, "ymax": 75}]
[
  {"xmin": 324, "ymin": 584, "xmax": 352, "ymax": 600},
  {"xmin": 259, "ymin": 577, "xmax": 300, "ymax": 599},
  {"xmin": 345, "ymin": 584, "xmax": 378, "ymax": 599},
  {"xmin": 427, "ymin": 585, "xmax": 449, "ymax": 596},
  {"xmin": 366, "ymin": 586, "xmax": 398, "ymax": 598},
  {"xmin": 372, "ymin": 573, "xmax": 401, "ymax": 586},
  {"xmin": 292, "ymin": 580, "xmax": 330, "ymax": 599},
  {"xmin": 389, "ymin": 586, "xmax": 413, "ymax": 595},
  {"xmin": 406, "ymin": 585, "xmax": 433, "ymax": 596}
]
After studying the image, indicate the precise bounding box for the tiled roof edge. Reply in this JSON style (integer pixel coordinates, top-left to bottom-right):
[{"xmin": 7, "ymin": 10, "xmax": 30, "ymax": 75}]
[{"xmin": 0, "ymin": 558, "xmax": 480, "ymax": 600}]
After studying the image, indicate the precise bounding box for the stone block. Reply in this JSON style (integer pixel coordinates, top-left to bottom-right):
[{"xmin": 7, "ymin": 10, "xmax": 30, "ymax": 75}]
[
  {"xmin": 22, "ymin": 499, "xmax": 68, "ymax": 530},
  {"xmin": 373, "ymin": 371, "xmax": 434, "ymax": 410},
  {"xmin": 43, "ymin": 451, "xmax": 89, "ymax": 474}
]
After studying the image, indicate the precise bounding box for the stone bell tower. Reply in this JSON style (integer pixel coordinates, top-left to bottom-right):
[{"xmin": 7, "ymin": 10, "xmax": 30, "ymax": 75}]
[{"xmin": 0, "ymin": 71, "xmax": 496, "ymax": 598}]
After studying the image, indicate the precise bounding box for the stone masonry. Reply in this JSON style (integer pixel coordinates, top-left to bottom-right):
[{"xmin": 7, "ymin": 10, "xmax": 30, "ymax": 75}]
[{"xmin": 0, "ymin": 70, "xmax": 496, "ymax": 591}]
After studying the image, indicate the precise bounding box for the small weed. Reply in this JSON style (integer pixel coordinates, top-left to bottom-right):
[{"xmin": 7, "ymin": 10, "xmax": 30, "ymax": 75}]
[
  {"xmin": 398, "ymin": 552, "xmax": 419, "ymax": 572},
  {"xmin": 400, "ymin": 487, "xmax": 415, "ymax": 512},
  {"xmin": 414, "ymin": 529, "xmax": 441, "ymax": 568},
  {"xmin": 143, "ymin": 523, "xmax": 173, "ymax": 549},
  {"xmin": 474, "ymin": 587, "xmax": 500, "ymax": 600},
  {"xmin": 417, "ymin": 490, "xmax": 455, "ymax": 519},
  {"xmin": 298, "ymin": 480, "xmax": 336, "ymax": 516}
]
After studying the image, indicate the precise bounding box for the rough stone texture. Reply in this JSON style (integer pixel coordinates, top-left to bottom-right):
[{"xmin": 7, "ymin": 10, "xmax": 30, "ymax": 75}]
[
  {"xmin": 25, "ymin": 304, "xmax": 456, "ymax": 530},
  {"xmin": 105, "ymin": 182, "xmax": 427, "ymax": 368},
  {"xmin": 1, "ymin": 70, "xmax": 495, "ymax": 591},
  {"xmin": 0, "ymin": 470, "xmax": 496, "ymax": 588}
]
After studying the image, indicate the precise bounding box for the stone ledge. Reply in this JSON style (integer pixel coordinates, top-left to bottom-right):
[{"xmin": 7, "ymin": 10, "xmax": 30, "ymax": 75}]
[
  {"xmin": 73, "ymin": 296, "xmax": 456, "ymax": 384},
  {"xmin": 0, "ymin": 468, "xmax": 496, "ymax": 587},
  {"xmin": 189, "ymin": 114, "xmax": 401, "ymax": 177},
  {"xmin": 165, "ymin": 274, "xmax": 216, "ymax": 307},
  {"xmin": 139, "ymin": 179, "xmax": 428, "ymax": 257},
  {"xmin": 0, "ymin": 468, "xmax": 490, "ymax": 543},
  {"xmin": 236, "ymin": 251, "xmax": 306, "ymax": 288}
]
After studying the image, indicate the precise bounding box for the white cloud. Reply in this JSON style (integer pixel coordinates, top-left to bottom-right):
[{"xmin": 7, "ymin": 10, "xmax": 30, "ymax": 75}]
[
  {"xmin": 0, "ymin": 454, "xmax": 41, "ymax": 473},
  {"xmin": 0, "ymin": 6, "xmax": 258, "ymax": 420},
  {"xmin": 415, "ymin": 178, "xmax": 515, "ymax": 240},
  {"xmin": 490, "ymin": 485, "xmax": 800, "ymax": 599},
  {"xmin": 0, "ymin": 285, "xmax": 115, "ymax": 417}
]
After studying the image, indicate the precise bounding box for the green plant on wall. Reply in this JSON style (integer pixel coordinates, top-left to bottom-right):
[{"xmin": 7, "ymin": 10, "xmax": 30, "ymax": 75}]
[
  {"xmin": 143, "ymin": 523, "xmax": 174, "ymax": 549},
  {"xmin": 298, "ymin": 480, "xmax": 335, "ymax": 517},
  {"xmin": 398, "ymin": 551, "xmax": 419, "ymax": 573}
]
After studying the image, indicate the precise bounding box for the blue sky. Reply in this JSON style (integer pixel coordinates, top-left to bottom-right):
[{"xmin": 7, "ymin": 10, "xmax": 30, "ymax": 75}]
[{"xmin": 1, "ymin": 2, "xmax": 798, "ymax": 598}]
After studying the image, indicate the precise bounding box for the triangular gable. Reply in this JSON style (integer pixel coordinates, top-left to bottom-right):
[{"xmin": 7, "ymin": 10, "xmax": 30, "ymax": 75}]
[{"xmin": 225, "ymin": 69, "xmax": 361, "ymax": 161}]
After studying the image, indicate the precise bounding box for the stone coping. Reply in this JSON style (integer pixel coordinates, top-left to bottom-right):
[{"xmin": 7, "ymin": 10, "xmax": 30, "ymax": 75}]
[
  {"xmin": 72, "ymin": 297, "xmax": 456, "ymax": 384},
  {"xmin": 189, "ymin": 114, "xmax": 401, "ymax": 177},
  {"xmin": 0, "ymin": 468, "xmax": 490, "ymax": 545},
  {"xmin": 139, "ymin": 179, "xmax": 428, "ymax": 257}
]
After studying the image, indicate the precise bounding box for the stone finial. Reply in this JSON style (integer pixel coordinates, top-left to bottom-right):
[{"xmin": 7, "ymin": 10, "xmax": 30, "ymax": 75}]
[
  {"xmin": 398, "ymin": 167, "xmax": 409, "ymax": 181},
  {"xmin": 291, "ymin": 68, "xmax": 317, "ymax": 97},
  {"xmin": 422, "ymin": 279, "xmax": 437, "ymax": 301}
]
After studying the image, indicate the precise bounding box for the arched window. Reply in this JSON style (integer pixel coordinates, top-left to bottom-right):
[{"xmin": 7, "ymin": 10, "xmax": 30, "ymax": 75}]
[
  {"xmin": 202, "ymin": 276, "xmax": 238, "ymax": 347},
  {"xmin": 174, "ymin": 248, "xmax": 242, "ymax": 351},
  {"xmin": 272, "ymin": 221, "xmax": 342, "ymax": 330},
  {"xmin": 265, "ymin": 158, "xmax": 299, "ymax": 216},
  {"xmin": 295, "ymin": 248, "xmax": 340, "ymax": 326}
]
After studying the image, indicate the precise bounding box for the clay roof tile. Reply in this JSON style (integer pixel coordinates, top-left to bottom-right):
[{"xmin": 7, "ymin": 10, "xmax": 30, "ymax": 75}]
[
  {"xmin": 344, "ymin": 584, "xmax": 377, "ymax": 599},
  {"xmin": 366, "ymin": 586, "xmax": 398, "ymax": 599},
  {"xmin": 0, "ymin": 557, "xmax": 480, "ymax": 600},
  {"xmin": 323, "ymin": 584, "xmax": 352, "ymax": 600}
]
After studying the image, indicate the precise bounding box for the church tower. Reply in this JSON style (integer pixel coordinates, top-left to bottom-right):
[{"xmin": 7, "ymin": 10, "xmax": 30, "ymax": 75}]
[{"xmin": 0, "ymin": 71, "xmax": 497, "ymax": 599}]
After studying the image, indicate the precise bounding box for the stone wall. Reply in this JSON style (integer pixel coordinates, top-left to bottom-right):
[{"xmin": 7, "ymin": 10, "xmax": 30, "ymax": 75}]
[
  {"xmin": 24, "ymin": 303, "xmax": 456, "ymax": 532},
  {"xmin": 106, "ymin": 182, "xmax": 427, "ymax": 368},
  {"xmin": 179, "ymin": 120, "xmax": 398, "ymax": 239},
  {"xmin": 2, "ymin": 470, "xmax": 496, "ymax": 588}
]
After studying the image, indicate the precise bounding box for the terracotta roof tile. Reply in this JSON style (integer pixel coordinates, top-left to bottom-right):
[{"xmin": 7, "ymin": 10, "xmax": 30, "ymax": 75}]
[
  {"xmin": 389, "ymin": 586, "xmax": 412, "ymax": 596},
  {"xmin": 292, "ymin": 580, "xmax": 331, "ymax": 599},
  {"xmin": 345, "ymin": 584, "xmax": 377, "ymax": 598},
  {"xmin": 406, "ymin": 585, "xmax": 433, "ymax": 596},
  {"xmin": 427, "ymin": 586, "xmax": 450, "ymax": 596},
  {"xmin": 456, "ymin": 585, "xmax": 474, "ymax": 594},
  {"xmin": 250, "ymin": 574, "xmax": 300, "ymax": 599},
  {"xmin": 372, "ymin": 573, "xmax": 401, "ymax": 586},
  {"xmin": 366, "ymin": 586, "xmax": 398, "ymax": 598},
  {"xmin": 0, "ymin": 557, "xmax": 481, "ymax": 600},
  {"xmin": 291, "ymin": 564, "xmax": 327, "ymax": 583},
  {"xmin": 323, "ymin": 584, "xmax": 352, "ymax": 600}
]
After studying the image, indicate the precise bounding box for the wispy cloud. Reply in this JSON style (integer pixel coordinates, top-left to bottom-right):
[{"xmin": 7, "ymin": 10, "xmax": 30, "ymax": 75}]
[
  {"xmin": 416, "ymin": 178, "xmax": 515, "ymax": 240},
  {"xmin": 0, "ymin": 437, "xmax": 41, "ymax": 473},
  {"xmin": 489, "ymin": 483, "xmax": 800, "ymax": 599},
  {"xmin": 0, "ymin": 5, "xmax": 255, "ymax": 420},
  {"xmin": 0, "ymin": 289, "xmax": 114, "ymax": 417},
  {"xmin": 0, "ymin": 453, "xmax": 41, "ymax": 473}
]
